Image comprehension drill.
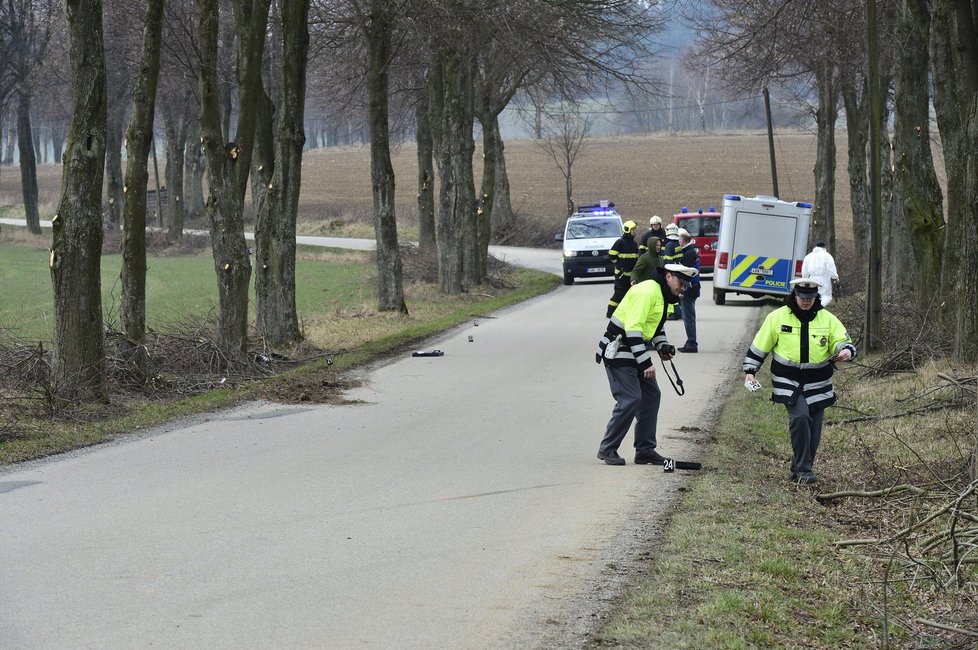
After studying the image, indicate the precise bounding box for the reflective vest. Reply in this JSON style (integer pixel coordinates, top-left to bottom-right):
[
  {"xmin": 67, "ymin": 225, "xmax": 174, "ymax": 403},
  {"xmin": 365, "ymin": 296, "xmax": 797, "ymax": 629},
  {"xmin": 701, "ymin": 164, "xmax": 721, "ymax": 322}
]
[
  {"xmin": 596, "ymin": 279, "xmax": 675, "ymax": 370},
  {"xmin": 609, "ymin": 236, "xmax": 640, "ymax": 279},
  {"xmin": 743, "ymin": 305, "xmax": 857, "ymax": 408}
]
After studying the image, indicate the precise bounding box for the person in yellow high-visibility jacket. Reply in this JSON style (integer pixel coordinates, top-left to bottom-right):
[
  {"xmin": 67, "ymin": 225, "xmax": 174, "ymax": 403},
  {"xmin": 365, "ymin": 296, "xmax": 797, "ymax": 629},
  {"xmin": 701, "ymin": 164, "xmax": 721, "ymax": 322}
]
[
  {"xmin": 594, "ymin": 263, "xmax": 697, "ymax": 466},
  {"xmin": 743, "ymin": 278, "xmax": 856, "ymax": 484}
]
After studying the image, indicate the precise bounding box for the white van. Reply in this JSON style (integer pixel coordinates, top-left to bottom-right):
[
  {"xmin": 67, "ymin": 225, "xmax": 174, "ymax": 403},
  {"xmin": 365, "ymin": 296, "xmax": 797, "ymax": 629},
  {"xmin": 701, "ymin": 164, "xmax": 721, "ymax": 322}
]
[
  {"xmin": 712, "ymin": 195, "xmax": 813, "ymax": 305},
  {"xmin": 555, "ymin": 201, "xmax": 624, "ymax": 285}
]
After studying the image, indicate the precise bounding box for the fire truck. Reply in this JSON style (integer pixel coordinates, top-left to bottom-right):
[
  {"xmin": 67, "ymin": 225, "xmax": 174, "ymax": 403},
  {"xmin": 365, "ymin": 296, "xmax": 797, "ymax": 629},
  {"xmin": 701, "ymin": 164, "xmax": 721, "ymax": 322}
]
[{"xmin": 672, "ymin": 206, "xmax": 721, "ymax": 274}]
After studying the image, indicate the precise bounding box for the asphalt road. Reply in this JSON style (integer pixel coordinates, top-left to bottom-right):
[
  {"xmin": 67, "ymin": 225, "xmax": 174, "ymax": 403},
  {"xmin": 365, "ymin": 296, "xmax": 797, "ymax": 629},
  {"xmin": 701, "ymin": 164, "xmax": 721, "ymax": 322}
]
[{"xmin": 0, "ymin": 222, "xmax": 761, "ymax": 648}]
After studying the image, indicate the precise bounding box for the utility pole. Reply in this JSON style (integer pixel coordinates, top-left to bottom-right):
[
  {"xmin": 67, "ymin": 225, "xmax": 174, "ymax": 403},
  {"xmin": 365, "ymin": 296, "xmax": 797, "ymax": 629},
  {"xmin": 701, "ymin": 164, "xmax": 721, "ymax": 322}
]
[{"xmin": 763, "ymin": 87, "xmax": 779, "ymax": 198}]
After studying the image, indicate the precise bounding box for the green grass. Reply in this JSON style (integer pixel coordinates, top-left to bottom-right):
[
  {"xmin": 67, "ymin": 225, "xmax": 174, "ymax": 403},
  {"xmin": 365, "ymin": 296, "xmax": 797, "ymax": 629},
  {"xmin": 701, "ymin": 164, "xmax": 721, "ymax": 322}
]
[
  {"xmin": 0, "ymin": 237, "xmax": 561, "ymax": 464},
  {"xmin": 595, "ymin": 363, "xmax": 875, "ymax": 649},
  {"xmin": 0, "ymin": 242, "xmax": 376, "ymax": 341}
]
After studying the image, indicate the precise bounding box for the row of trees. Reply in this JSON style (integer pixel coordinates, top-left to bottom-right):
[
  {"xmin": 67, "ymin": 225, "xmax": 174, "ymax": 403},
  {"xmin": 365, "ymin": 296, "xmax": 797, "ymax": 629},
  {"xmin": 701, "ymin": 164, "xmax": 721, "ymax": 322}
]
[
  {"xmin": 8, "ymin": 0, "xmax": 978, "ymax": 404},
  {"xmin": 689, "ymin": 0, "xmax": 978, "ymax": 362},
  {"xmin": 24, "ymin": 0, "xmax": 666, "ymax": 402}
]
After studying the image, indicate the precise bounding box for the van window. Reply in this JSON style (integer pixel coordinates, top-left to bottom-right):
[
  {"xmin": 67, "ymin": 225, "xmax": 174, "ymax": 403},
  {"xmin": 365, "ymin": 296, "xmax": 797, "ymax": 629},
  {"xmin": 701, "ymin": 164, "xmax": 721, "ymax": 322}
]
[
  {"xmin": 679, "ymin": 216, "xmax": 719, "ymax": 237},
  {"xmin": 566, "ymin": 218, "xmax": 622, "ymax": 239}
]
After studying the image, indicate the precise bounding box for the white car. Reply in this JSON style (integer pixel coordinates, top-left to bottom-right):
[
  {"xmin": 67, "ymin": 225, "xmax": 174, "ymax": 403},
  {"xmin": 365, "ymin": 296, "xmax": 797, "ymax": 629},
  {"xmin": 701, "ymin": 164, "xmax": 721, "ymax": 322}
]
[{"xmin": 555, "ymin": 201, "xmax": 624, "ymax": 286}]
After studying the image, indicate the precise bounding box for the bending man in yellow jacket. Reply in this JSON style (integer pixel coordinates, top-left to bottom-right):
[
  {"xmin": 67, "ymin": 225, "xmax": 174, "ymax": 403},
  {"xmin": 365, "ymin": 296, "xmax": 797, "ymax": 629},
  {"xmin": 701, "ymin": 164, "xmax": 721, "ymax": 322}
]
[
  {"xmin": 743, "ymin": 278, "xmax": 856, "ymax": 484},
  {"xmin": 594, "ymin": 263, "xmax": 697, "ymax": 465}
]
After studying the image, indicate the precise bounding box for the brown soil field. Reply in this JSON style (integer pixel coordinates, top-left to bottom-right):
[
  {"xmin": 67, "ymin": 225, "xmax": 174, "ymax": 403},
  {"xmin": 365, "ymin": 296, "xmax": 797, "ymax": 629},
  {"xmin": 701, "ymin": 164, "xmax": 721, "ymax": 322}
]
[
  {"xmin": 1, "ymin": 130, "xmax": 862, "ymax": 244},
  {"xmin": 297, "ymin": 129, "xmax": 855, "ymax": 240}
]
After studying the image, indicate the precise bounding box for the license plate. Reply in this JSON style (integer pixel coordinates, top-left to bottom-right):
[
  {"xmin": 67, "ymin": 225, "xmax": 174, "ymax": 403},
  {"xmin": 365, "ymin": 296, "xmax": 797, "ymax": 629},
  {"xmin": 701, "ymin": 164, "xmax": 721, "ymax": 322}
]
[{"xmin": 587, "ymin": 267, "xmax": 606, "ymax": 273}]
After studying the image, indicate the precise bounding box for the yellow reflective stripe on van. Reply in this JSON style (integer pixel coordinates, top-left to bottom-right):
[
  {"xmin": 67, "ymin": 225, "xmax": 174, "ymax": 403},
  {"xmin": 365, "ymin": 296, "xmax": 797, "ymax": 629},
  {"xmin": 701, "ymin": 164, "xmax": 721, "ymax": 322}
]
[{"xmin": 731, "ymin": 256, "xmax": 780, "ymax": 287}]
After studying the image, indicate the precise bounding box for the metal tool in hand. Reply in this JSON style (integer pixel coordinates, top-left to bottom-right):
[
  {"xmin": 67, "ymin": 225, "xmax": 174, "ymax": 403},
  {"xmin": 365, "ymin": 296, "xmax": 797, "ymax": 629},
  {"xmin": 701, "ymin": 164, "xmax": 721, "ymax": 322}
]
[{"xmin": 660, "ymin": 357, "xmax": 685, "ymax": 396}]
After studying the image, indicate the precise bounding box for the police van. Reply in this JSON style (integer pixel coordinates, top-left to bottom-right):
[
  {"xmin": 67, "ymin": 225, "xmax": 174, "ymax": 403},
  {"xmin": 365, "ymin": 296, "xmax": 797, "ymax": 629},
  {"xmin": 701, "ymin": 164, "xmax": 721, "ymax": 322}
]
[
  {"xmin": 556, "ymin": 201, "xmax": 624, "ymax": 285},
  {"xmin": 712, "ymin": 195, "xmax": 813, "ymax": 305}
]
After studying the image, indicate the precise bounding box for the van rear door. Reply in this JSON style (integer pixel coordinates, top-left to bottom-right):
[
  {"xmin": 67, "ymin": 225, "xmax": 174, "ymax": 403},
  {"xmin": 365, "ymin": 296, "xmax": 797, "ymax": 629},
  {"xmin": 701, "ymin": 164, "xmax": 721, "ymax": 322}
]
[{"xmin": 727, "ymin": 210, "xmax": 799, "ymax": 295}]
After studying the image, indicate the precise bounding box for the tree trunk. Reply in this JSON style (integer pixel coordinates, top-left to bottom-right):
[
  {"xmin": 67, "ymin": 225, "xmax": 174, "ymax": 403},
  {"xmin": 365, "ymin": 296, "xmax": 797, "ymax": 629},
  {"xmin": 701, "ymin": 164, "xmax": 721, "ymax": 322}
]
[
  {"xmin": 3, "ymin": 118, "xmax": 14, "ymax": 164},
  {"xmin": 119, "ymin": 0, "xmax": 164, "ymax": 377},
  {"xmin": 161, "ymin": 97, "xmax": 189, "ymax": 242},
  {"xmin": 428, "ymin": 50, "xmax": 464, "ymax": 296},
  {"xmin": 198, "ymin": 0, "xmax": 270, "ymax": 357},
  {"xmin": 476, "ymin": 112, "xmax": 500, "ymax": 281},
  {"xmin": 491, "ymin": 134, "xmax": 515, "ymax": 237},
  {"xmin": 17, "ymin": 91, "xmax": 41, "ymax": 235},
  {"xmin": 51, "ymin": 121, "xmax": 66, "ymax": 162},
  {"xmin": 841, "ymin": 79, "xmax": 869, "ymax": 255},
  {"xmin": 33, "ymin": 129, "xmax": 43, "ymax": 164},
  {"xmin": 184, "ymin": 118, "xmax": 205, "ymax": 223},
  {"xmin": 428, "ymin": 49, "xmax": 474, "ymax": 295},
  {"xmin": 51, "ymin": 0, "xmax": 108, "ymax": 403},
  {"xmin": 892, "ymin": 0, "xmax": 943, "ymax": 308},
  {"xmin": 812, "ymin": 62, "xmax": 838, "ymax": 250},
  {"xmin": 931, "ymin": 0, "xmax": 978, "ymax": 362},
  {"xmin": 364, "ymin": 0, "xmax": 407, "ymax": 313},
  {"xmin": 250, "ymin": 86, "xmax": 274, "ymax": 243},
  {"xmin": 565, "ymin": 162, "xmax": 574, "ymax": 216},
  {"xmin": 254, "ymin": 0, "xmax": 308, "ymax": 346},
  {"xmin": 416, "ymin": 79, "xmax": 436, "ymax": 255},
  {"xmin": 879, "ymin": 91, "xmax": 914, "ymax": 293},
  {"xmin": 104, "ymin": 111, "xmax": 125, "ymax": 231}
]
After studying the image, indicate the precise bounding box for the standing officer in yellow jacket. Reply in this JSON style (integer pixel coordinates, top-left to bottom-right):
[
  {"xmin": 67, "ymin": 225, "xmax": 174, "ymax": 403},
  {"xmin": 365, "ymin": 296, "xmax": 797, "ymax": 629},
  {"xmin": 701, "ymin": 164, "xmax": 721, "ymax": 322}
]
[
  {"xmin": 743, "ymin": 278, "xmax": 856, "ymax": 484},
  {"xmin": 595, "ymin": 263, "xmax": 698, "ymax": 465}
]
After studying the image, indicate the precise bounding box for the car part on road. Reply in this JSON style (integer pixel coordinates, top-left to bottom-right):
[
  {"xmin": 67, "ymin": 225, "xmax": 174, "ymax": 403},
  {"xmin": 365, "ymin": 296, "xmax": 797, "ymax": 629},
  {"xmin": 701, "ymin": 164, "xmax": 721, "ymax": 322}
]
[{"xmin": 412, "ymin": 349, "xmax": 444, "ymax": 357}]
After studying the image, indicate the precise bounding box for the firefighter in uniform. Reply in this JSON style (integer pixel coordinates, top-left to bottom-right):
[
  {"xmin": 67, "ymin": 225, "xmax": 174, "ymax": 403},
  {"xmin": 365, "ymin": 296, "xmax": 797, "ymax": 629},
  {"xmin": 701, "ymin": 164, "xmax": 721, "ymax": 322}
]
[
  {"xmin": 606, "ymin": 220, "xmax": 640, "ymax": 318},
  {"xmin": 595, "ymin": 263, "xmax": 698, "ymax": 465},
  {"xmin": 743, "ymin": 278, "xmax": 856, "ymax": 484},
  {"xmin": 639, "ymin": 215, "xmax": 667, "ymax": 253},
  {"xmin": 661, "ymin": 223, "xmax": 683, "ymax": 319}
]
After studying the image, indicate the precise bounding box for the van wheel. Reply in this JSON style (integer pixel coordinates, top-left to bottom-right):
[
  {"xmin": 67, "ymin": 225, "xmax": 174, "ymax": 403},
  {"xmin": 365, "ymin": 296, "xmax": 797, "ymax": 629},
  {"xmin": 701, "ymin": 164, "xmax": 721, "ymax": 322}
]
[
  {"xmin": 563, "ymin": 273, "xmax": 574, "ymax": 286},
  {"xmin": 713, "ymin": 288, "xmax": 726, "ymax": 305}
]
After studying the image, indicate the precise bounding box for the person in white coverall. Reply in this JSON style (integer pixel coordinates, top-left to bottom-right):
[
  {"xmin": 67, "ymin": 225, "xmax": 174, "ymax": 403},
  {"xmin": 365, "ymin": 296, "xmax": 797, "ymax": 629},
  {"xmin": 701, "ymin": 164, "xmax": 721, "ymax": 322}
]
[{"xmin": 801, "ymin": 241, "xmax": 839, "ymax": 305}]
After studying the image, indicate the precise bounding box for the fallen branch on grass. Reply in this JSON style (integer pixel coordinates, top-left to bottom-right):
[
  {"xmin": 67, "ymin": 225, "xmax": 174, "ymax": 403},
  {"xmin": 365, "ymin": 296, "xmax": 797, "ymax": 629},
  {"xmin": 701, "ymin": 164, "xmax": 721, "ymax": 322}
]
[
  {"xmin": 816, "ymin": 483, "xmax": 927, "ymax": 502},
  {"xmin": 914, "ymin": 618, "xmax": 978, "ymax": 638},
  {"xmin": 826, "ymin": 399, "xmax": 970, "ymax": 425}
]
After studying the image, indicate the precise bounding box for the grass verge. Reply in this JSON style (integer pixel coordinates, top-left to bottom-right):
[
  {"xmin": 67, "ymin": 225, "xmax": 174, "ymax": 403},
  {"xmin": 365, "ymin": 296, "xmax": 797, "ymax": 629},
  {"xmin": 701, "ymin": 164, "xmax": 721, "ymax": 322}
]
[
  {"xmin": 593, "ymin": 300, "xmax": 977, "ymax": 648},
  {"xmin": 0, "ymin": 233, "xmax": 560, "ymax": 464}
]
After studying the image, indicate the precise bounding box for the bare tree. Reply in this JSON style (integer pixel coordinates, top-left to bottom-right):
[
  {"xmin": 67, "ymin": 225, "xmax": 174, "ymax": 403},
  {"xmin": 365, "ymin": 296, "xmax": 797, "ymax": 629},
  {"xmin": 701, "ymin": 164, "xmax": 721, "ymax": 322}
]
[
  {"xmin": 158, "ymin": 0, "xmax": 204, "ymax": 242},
  {"xmin": 50, "ymin": 0, "xmax": 107, "ymax": 402},
  {"xmin": 119, "ymin": 0, "xmax": 165, "ymax": 376},
  {"xmin": 414, "ymin": 73, "xmax": 436, "ymax": 254},
  {"xmin": 102, "ymin": 0, "xmax": 153, "ymax": 232},
  {"xmin": 359, "ymin": 0, "xmax": 407, "ymax": 312},
  {"xmin": 535, "ymin": 106, "xmax": 593, "ymax": 217},
  {"xmin": 892, "ymin": 0, "xmax": 944, "ymax": 306},
  {"xmin": 1, "ymin": 0, "xmax": 53, "ymax": 235},
  {"xmin": 197, "ymin": 0, "xmax": 270, "ymax": 356},
  {"xmin": 930, "ymin": 0, "xmax": 978, "ymax": 362},
  {"xmin": 427, "ymin": 38, "xmax": 477, "ymax": 295},
  {"xmin": 253, "ymin": 0, "xmax": 311, "ymax": 344}
]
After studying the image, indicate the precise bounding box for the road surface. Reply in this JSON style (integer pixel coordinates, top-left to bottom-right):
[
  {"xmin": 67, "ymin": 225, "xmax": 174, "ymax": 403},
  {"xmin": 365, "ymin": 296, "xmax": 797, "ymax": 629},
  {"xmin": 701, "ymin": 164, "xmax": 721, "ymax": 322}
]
[{"xmin": 0, "ymin": 219, "xmax": 761, "ymax": 648}]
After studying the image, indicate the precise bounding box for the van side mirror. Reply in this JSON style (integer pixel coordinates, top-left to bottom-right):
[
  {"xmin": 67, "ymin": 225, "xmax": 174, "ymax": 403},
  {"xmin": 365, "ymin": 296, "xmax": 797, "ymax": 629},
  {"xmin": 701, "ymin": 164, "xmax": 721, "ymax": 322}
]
[{"xmin": 555, "ymin": 233, "xmax": 563, "ymax": 241}]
